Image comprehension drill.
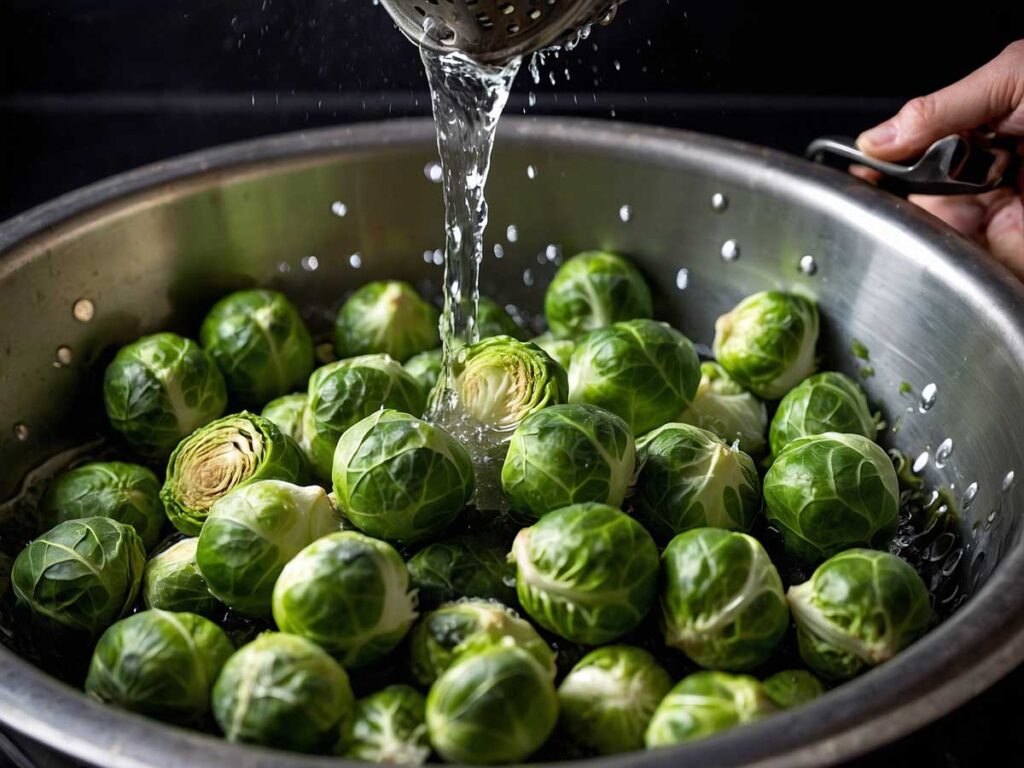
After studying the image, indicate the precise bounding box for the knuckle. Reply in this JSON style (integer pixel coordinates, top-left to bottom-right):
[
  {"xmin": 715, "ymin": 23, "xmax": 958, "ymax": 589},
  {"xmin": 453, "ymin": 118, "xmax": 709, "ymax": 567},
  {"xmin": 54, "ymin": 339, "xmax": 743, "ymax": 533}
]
[
  {"xmin": 900, "ymin": 95, "xmax": 937, "ymax": 128},
  {"xmin": 1002, "ymin": 39, "xmax": 1024, "ymax": 62}
]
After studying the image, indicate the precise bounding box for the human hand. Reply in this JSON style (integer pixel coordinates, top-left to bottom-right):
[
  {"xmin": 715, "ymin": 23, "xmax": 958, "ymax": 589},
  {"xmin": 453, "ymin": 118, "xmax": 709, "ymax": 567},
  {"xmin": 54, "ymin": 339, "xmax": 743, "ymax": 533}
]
[{"xmin": 856, "ymin": 41, "xmax": 1024, "ymax": 277}]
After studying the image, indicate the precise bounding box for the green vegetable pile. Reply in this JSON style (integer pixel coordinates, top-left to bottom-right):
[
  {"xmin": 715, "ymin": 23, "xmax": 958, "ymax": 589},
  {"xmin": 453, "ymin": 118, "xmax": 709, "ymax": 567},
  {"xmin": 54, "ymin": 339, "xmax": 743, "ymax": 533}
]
[{"xmin": 8, "ymin": 266, "xmax": 945, "ymax": 763}]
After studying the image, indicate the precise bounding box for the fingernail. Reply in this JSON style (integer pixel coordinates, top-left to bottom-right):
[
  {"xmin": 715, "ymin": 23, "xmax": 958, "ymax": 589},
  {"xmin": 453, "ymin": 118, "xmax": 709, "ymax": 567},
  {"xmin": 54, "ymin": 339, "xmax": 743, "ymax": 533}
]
[{"xmin": 858, "ymin": 121, "xmax": 898, "ymax": 149}]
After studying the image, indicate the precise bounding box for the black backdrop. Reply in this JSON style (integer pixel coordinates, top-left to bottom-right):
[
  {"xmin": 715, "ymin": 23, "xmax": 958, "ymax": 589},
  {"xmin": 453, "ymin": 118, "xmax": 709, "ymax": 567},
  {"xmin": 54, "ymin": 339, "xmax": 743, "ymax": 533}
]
[{"xmin": 1, "ymin": 2, "xmax": 1024, "ymax": 766}]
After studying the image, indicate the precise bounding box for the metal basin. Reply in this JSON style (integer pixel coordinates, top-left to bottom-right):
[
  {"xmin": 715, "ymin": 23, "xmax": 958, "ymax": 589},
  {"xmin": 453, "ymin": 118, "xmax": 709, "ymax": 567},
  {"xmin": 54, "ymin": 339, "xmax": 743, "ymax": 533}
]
[{"xmin": 1, "ymin": 118, "xmax": 1023, "ymax": 767}]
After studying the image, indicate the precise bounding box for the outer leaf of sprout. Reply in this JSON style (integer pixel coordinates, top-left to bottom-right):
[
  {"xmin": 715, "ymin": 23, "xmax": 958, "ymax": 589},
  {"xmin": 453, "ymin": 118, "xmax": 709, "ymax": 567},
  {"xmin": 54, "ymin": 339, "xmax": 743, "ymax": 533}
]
[
  {"xmin": 679, "ymin": 362, "xmax": 768, "ymax": 456},
  {"xmin": 762, "ymin": 669, "xmax": 826, "ymax": 709},
  {"xmin": 406, "ymin": 534, "xmax": 516, "ymax": 609},
  {"xmin": 143, "ymin": 538, "xmax": 217, "ymax": 617},
  {"xmin": 531, "ymin": 333, "xmax": 576, "ymax": 370},
  {"xmin": 770, "ymin": 371, "xmax": 878, "ymax": 455},
  {"xmin": 404, "ymin": 348, "xmax": 444, "ymax": 396},
  {"xmin": 477, "ymin": 297, "xmax": 527, "ymax": 340},
  {"xmin": 337, "ymin": 685, "xmax": 430, "ymax": 764},
  {"xmin": 544, "ymin": 251, "xmax": 653, "ymax": 339},
  {"xmin": 260, "ymin": 393, "xmax": 307, "ymax": 445},
  {"xmin": 334, "ymin": 281, "xmax": 439, "ymax": 362}
]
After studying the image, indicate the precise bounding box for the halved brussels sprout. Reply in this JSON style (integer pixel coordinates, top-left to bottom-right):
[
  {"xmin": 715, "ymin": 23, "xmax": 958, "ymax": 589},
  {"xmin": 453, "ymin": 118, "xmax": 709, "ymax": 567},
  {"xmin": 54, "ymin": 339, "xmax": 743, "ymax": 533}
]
[
  {"xmin": 161, "ymin": 411, "xmax": 305, "ymax": 535},
  {"xmin": 448, "ymin": 336, "xmax": 567, "ymax": 432},
  {"xmin": 569, "ymin": 319, "xmax": 701, "ymax": 436},
  {"xmin": 645, "ymin": 671, "xmax": 774, "ymax": 748},
  {"xmin": 303, "ymin": 355, "xmax": 426, "ymax": 479},
  {"xmin": 661, "ymin": 528, "xmax": 789, "ymax": 671},
  {"xmin": 477, "ymin": 297, "xmax": 527, "ymax": 340},
  {"xmin": 196, "ymin": 481, "xmax": 338, "ymax": 617},
  {"xmin": 404, "ymin": 349, "xmax": 444, "ymax": 395},
  {"xmin": 544, "ymin": 251, "xmax": 653, "ymax": 339},
  {"xmin": 764, "ymin": 432, "xmax": 900, "ymax": 562},
  {"xmin": 337, "ymin": 685, "xmax": 430, "ymax": 764},
  {"xmin": 512, "ymin": 503, "xmax": 659, "ymax": 645},
  {"xmin": 502, "ymin": 404, "xmax": 636, "ymax": 521},
  {"xmin": 212, "ymin": 632, "xmax": 354, "ymax": 753},
  {"xmin": 85, "ymin": 609, "xmax": 233, "ymax": 724},
  {"xmin": 409, "ymin": 598, "xmax": 556, "ymax": 686},
  {"xmin": 788, "ymin": 549, "xmax": 931, "ymax": 681},
  {"xmin": 40, "ymin": 462, "xmax": 165, "ymax": 550},
  {"xmin": 261, "ymin": 393, "xmax": 306, "ymax": 444},
  {"xmin": 332, "ymin": 410, "xmax": 474, "ymax": 543},
  {"xmin": 103, "ymin": 333, "xmax": 227, "ymax": 458},
  {"xmin": 531, "ymin": 333, "xmax": 576, "ymax": 370},
  {"xmin": 200, "ymin": 289, "xmax": 314, "ymax": 407},
  {"xmin": 632, "ymin": 424, "xmax": 761, "ymax": 542},
  {"xmin": 712, "ymin": 291, "xmax": 820, "ymax": 400},
  {"xmin": 272, "ymin": 531, "xmax": 418, "ymax": 668},
  {"xmin": 12, "ymin": 517, "xmax": 145, "ymax": 636},
  {"xmin": 426, "ymin": 645, "xmax": 558, "ymax": 764},
  {"xmin": 334, "ymin": 281, "xmax": 439, "ymax": 362},
  {"xmin": 557, "ymin": 645, "xmax": 672, "ymax": 755},
  {"xmin": 679, "ymin": 362, "xmax": 768, "ymax": 456},
  {"xmin": 143, "ymin": 537, "xmax": 217, "ymax": 617},
  {"xmin": 762, "ymin": 669, "xmax": 825, "ymax": 709},
  {"xmin": 406, "ymin": 534, "xmax": 516, "ymax": 609},
  {"xmin": 769, "ymin": 371, "xmax": 878, "ymax": 455}
]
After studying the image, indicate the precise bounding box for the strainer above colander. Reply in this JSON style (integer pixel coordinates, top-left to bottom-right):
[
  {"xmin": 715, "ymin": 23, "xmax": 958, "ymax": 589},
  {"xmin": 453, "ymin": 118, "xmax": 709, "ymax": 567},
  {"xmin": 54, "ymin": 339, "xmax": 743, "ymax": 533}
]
[{"xmin": 379, "ymin": 0, "xmax": 625, "ymax": 64}]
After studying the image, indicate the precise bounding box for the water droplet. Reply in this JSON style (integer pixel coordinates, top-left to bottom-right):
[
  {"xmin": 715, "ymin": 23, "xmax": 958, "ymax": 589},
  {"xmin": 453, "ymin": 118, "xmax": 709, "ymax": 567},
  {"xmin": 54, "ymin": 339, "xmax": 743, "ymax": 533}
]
[
  {"xmin": 72, "ymin": 298, "xmax": 94, "ymax": 323},
  {"xmin": 522, "ymin": 269, "xmax": 534, "ymax": 287},
  {"xmin": 424, "ymin": 162, "xmax": 443, "ymax": 183},
  {"xmin": 544, "ymin": 244, "xmax": 561, "ymax": 264},
  {"xmin": 300, "ymin": 255, "xmax": 319, "ymax": 272},
  {"xmin": 962, "ymin": 482, "xmax": 979, "ymax": 510},
  {"xmin": 55, "ymin": 346, "xmax": 73, "ymax": 366},
  {"xmin": 528, "ymin": 92, "xmax": 537, "ymax": 107},
  {"xmin": 1002, "ymin": 470, "xmax": 1015, "ymax": 492},
  {"xmin": 526, "ymin": 165, "xmax": 537, "ymax": 180},
  {"xmin": 493, "ymin": 244, "xmax": 505, "ymax": 260},
  {"xmin": 985, "ymin": 509, "xmax": 998, "ymax": 530},
  {"xmin": 675, "ymin": 268, "xmax": 690, "ymax": 291},
  {"xmin": 799, "ymin": 254, "xmax": 818, "ymax": 275},
  {"xmin": 423, "ymin": 250, "xmax": 433, "ymax": 264},
  {"xmin": 613, "ymin": 59, "xmax": 621, "ymax": 70},
  {"xmin": 432, "ymin": 249, "xmax": 444, "ymax": 266},
  {"xmin": 330, "ymin": 201, "xmax": 348, "ymax": 217},
  {"xmin": 710, "ymin": 193, "xmax": 729, "ymax": 212},
  {"xmin": 934, "ymin": 438, "xmax": 953, "ymax": 468},
  {"xmin": 912, "ymin": 451, "xmax": 929, "ymax": 474},
  {"xmin": 941, "ymin": 549, "xmax": 964, "ymax": 577},
  {"xmin": 277, "ymin": 262, "xmax": 291, "ymax": 273},
  {"xmin": 12, "ymin": 423, "xmax": 29, "ymax": 442},
  {"xmin": 618, "ymin": 204, "xmax": 633, "ymax": 223},
  {"xmin": 720, "ymin": 240, "xmax": 740, "ymax": 262},
  {"xmin": 349, "ymin": 253, "xmax": 363, "ymax": 269},
  {"xmin": 919, "ymin": 383, "xmax": 937, "ymax": 413},
  {"xmin": 506, "ymin": 225, "xmax": 519, "ymax": 243}
]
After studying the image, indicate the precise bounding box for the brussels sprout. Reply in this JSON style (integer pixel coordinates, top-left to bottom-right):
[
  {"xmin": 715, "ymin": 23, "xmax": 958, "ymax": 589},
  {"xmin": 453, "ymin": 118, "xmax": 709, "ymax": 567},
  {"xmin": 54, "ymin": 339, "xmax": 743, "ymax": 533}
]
[
  {"xmin": 569, "ymin": 319, "xmax": 701, "ymax": 436},
  {"xmin": 161, "ymin": 411, "xmax": 305, "ymax": 535},
  {"xmin": 645, "ymin": 671, "xmax": 774, "ymax": 748},
  {"xmin": 11, "ymin": 517, "xmax": 145, "ymax": 636},
  {"xmin": 764, "ymin": 432, "xmax": 900, "ymax": 562},
  {"xmin": 196, "ymin": 481, "xmax": 337, "ymax": 617},
  {"xmin": 103, "ymin": 333, "xmax": 227, "ymax": 458},
  {"xmin": 40, "ymin": 462, "xmax": 165, "ymax": 550},
  {"xmin": 449, "ymin": 336, "xmax": 567, "ymax": 432},
  {"xmin": 477, "ymin": 297, "xmax": 527, "ymax": 340},
  {"xmin": 200, "ymin": 289, "xmax": 314, "ymax": 407},
  {"xmin": 632, "ymin": 424, "xmax": 761, "ymax": 542},
  {"xmin": 787, "ymin": 549, "xmax": 931, "ymax": 681},
  {"xmin": 143, "ymin": 538, "xmax": 217, "ymax": 617},
  {"xmin": 334, "ymin": 281, "xmax": 439, "ymax": 362},
  {"xmin": 406, "ymin": 534, "xmax": 516, "ymax": 609},
  {"xmin": 261, "ymin": 393, "xmax": 306, "ymax": 444},
  {"xmin": 713, "ymin": 291, "xmax": 820, "ymax": 400},
  {"xmin": 338, "ymin": 685, "xmax": 430, "ymax": 764},
  {"xmin": 502, "ymin": 404, "xmax": 636, "ymax": 521},
  {"xmin": 769, "ymin": 371, "xmax": 878, "ymax": 455},
  {"xmin": 512, "ymin": 503, "xmax": 659, "ymax": 644},
  {"xmin": 762, "ymin": 670, "xmax": 825, "ymax": 709},
  {"xmin": 404, "ymin": 348, "xmax": 443, "ymax": 395},
  {"xmin": 557, "ymin": 645, "xmax": 672, "ymax": 755},
  {"xmin": 213, "ymin": 632, "xmax": 354, "ymax": 753},
  {"xmin": 531, "ymin": 332, "xmax": 575, "ymax": 370},
  {"xmin": 303, "ymin": 355, "xmax": 426, "ymax": 480},
  {"xmin": 409, "ymin": 599, "xmax": 556, "ymax": 686},
  {"xmin": 426, "ymin": 645, "xmax": 558, "ymax": 764},
  {"xmin": 85, "ymin": 609, "xmax": 233, "ymax": 724},
  {"xmin": 544, "ymin": 251, "xmax": 653, "ymax": 339},
  {"xmin": 660, "ymin": 528, "xmax": 788, "ymax": 671},
  {"xmin": 679, "ymin": 362, "xmax": 768, "ymax": 456},
  {"xmin": 272, "ymin": 532, "xmax": 418, "ymax": 667},
  {"xmin": 332, "ymin": 410, "xmax": 474, "ymax": 543}
]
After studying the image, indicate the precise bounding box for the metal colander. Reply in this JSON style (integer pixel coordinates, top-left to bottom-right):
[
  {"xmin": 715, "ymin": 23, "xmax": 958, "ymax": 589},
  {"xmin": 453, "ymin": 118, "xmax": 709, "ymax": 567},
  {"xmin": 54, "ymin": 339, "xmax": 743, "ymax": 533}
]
[{"xmin": 379, "ymin": 0, "xmax": 624, "ymax": 64}]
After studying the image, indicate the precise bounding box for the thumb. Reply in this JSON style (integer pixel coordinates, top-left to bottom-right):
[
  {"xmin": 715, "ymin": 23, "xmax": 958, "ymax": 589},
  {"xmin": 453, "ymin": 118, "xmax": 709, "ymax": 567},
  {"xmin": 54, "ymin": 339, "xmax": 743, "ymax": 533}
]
[{"xmin": 857, "ymin": 40, "xmax": 1024, "ymax": 160}]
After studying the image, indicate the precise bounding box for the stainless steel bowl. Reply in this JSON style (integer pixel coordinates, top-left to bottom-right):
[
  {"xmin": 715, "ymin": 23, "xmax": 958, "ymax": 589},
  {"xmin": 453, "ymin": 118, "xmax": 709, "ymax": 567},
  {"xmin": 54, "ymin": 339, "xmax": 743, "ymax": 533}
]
[{"xmin": 1, "ymin": 118, "xmax": 1023, "ymax": 767}]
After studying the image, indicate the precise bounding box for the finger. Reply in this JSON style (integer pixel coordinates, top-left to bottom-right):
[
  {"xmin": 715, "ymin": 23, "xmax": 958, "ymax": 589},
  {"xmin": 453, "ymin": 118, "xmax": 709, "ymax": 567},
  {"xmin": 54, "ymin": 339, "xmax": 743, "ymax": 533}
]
[
  {"xmin": 907, "ymin": 194, "xmax": 988, "ymax": 241},
  {"xmin": 857, "ymin": 41, "xmax": 1024, "ymax": 160},
  {"xmin": 849, "ymin": 164, "xmax": 883, "ymax": 184},
  {"xmin": 984, "ymin": 193, "xmax": 1024, "ymax": 279}
]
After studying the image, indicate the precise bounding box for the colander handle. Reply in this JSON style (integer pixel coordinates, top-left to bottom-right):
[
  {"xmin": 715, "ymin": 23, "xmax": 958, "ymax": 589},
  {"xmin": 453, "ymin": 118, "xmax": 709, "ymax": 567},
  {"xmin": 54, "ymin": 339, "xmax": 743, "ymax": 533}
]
[{"xmin": 806, "ymin": 134, "xmax": 1019, "ymax": 196}]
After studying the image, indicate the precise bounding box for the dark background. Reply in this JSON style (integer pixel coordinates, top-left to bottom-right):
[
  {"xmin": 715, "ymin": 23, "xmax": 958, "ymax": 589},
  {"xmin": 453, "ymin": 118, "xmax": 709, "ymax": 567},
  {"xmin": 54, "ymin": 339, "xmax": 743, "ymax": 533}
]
[{"xmin": 1, "ymin": 1, "xmax": 1024, "ymax": 766}]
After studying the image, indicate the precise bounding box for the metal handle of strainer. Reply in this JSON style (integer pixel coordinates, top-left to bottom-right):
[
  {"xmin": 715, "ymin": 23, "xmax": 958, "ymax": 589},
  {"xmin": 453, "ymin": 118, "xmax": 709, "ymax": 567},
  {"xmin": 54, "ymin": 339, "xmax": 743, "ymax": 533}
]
[{"xmin": 379, "ymin": 0, "xmax": 625, "ymax": 64}]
